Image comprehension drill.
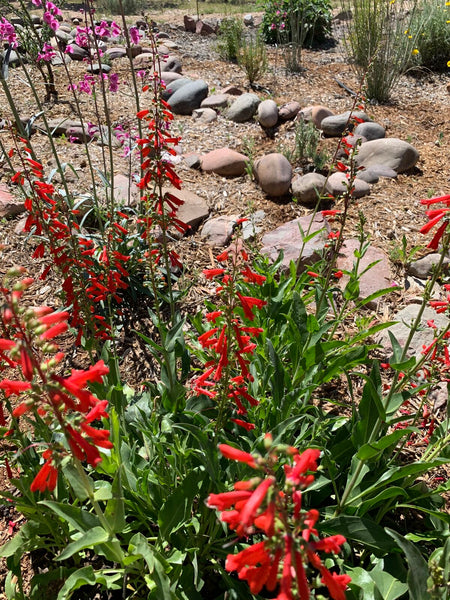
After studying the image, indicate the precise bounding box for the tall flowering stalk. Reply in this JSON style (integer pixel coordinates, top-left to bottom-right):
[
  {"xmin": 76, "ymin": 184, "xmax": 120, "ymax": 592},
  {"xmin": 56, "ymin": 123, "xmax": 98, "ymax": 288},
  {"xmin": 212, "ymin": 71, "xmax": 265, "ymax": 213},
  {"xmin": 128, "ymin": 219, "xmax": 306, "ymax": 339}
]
[
  {"xmin": 0, "ymin": 270, "xmax": 112, "ymax": 494},
  {"xmin": 191, "ymin": 243, "xmax": 267, "ymax": 432},
  {"xmin": 9, "ymin": 137, "xmax": 131, "ymax": 345},
  {"xmin": 207, "ymin": 436, "xmax": 351, "ymax": 599}
]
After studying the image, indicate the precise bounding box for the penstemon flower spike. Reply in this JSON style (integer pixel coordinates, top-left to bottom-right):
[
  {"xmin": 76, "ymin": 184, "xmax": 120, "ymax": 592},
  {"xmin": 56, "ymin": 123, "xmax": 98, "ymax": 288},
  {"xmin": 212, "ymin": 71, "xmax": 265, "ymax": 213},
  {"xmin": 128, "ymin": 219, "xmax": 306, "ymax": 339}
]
[{"xmin": 207, "ymin": 437, "xmax": 351, "ymax": 600}]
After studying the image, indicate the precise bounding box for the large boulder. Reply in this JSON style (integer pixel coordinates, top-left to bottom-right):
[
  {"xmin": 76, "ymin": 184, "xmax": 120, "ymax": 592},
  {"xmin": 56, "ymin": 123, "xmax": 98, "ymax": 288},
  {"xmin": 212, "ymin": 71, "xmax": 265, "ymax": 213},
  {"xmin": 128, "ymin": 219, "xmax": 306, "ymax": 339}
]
[
  {"xmin": 254, "ymin": 153, "xmax": 292, "ymax": 197},
  {"xmin": 225, "ymin": 93, "xmax": 260, "ymax": 123},
  {"xmin": 200, "ymin": 148, "xmax": 248, "ymax": 176},
  {"xmin": 355, "ymin": 138, "xmax": 419, "ymax": 173},
  {"xmin": 168, "ymin": 79, "xmax": 209, "ymax": 115}
]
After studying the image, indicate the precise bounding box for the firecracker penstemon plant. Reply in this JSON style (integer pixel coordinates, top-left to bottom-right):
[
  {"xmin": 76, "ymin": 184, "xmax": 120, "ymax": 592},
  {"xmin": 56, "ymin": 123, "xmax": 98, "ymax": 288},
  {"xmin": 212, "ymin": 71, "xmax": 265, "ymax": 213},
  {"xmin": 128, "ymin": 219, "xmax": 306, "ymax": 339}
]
[{"xmin": 0, "ymin": 2, "xmax": 450, "ymax": 599}]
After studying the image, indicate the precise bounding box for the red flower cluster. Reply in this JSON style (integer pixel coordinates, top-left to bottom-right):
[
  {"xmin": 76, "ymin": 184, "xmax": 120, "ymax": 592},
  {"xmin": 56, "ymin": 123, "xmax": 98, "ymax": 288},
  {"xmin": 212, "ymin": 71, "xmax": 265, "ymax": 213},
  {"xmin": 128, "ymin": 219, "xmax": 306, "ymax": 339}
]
[
  {"xmin": 207, "ymin": 439, "xmax": 351, "ymax": 600},
  {"xmin": 420, "ymin": 195, "xmax": 450, "ymax": 249},
  {"xmin": 192, "ymin": 247, "xmax": 267, "ymax": 430},
  {"xmin": 11, "ymin": 140, "xmax": 131, "ymax": 344},
  {"xmin": 0, "ymin": 273, "xmax": 112, "ymax": 493}
]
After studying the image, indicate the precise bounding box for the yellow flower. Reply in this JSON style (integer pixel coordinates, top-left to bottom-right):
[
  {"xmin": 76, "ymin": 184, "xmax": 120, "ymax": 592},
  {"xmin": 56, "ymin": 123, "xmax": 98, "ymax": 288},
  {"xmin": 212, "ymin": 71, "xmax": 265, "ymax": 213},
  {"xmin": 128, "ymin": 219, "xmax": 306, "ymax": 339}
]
[
  {"xmin": 412, "ymin": 48, "xmax": 419, "ymax": 55},
  {"xmin": 404, "ymin": 29, "xmax": 408, "ymax": 34},
  {"xmin": 408, "ymin": 35, "xmax": 412, "ymax": 39},
  {"xmin": 448, "ymin": 60, "xmax": 450, "ymax": 67}
]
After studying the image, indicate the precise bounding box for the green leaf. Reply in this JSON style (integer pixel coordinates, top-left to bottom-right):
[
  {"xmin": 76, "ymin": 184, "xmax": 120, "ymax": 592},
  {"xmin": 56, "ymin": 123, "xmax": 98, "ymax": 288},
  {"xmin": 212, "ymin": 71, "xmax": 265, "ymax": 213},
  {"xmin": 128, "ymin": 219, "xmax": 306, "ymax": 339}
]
[
  {"xmin": 56, "ymin": 566, "xmax": 96, "ymax": 600},
  {"xmin": 57, "ymin": 527, "xmax": 109, "ymax": 561},
  {"xmin": 369, "ymin": 561, "xmax": 408, "ymax": 600},
  {"xmin": 353, "ymin": 363, "xmax": 385, "ymax": 448},
  {"xmin": 290, "ymin": 291, "xmax": 308, "ymax": 344},
  {"xmin": 158, "ymin": 469, "xmax": 203, "ymax": 539},
  {"xmin": 62, "ymin": 463, "xmax": 91, "ymax": 501},
  {"xmin": 347, "ymin": 566, "xmax": 377, "ymax": 600},
  {"xmin": 128, "ymin": 532, "xmax": 155, "ymax": 572},
  {"xmin": 105, "ymin": 465, "xmax": 125, "ymax": 533},
  {"xmin": 322, "ymin": 516, "xmax": 397, "ymax": 552},
  {"xmin": 386, "ymin": 529, "xmax": 431, "ymax": 600},
  {"xmin": 39, "ymin": 501, "xmax": 100, "ymax": 533},
  {"xmin": 358, "ymin": 486, "xmax": 408, "ymax": 517},
  {"xmin": 356, "ymin": 428, "xmax": 417, "ymax": 461},
  {"xmin": 357, "ymin": 287, "xmax": 398, "ymax": 307}
]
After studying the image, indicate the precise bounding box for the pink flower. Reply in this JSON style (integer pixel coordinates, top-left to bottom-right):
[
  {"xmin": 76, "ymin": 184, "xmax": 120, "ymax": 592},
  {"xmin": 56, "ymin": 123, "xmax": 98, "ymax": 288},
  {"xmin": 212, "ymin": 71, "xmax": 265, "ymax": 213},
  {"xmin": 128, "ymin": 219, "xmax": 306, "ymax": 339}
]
[{"xmin": 129, "ymin": 26, "xmax": 140, "ymax": 45}]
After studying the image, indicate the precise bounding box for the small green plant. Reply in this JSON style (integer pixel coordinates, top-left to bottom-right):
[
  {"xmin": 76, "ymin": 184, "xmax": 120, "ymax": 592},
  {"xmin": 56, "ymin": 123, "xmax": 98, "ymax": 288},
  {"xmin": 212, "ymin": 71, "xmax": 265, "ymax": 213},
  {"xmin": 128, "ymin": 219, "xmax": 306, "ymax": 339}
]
[
  {"xmin": 241, "ymin": 134, "xmax": 257, "ymax": 179},
  {"xmin": 292, "ymin": 118, "xmax": 329, "ymax": 169},
  {"xmin": 341, "ymin": 0, "xmax": 427, "ymax": 102},
  {"xmin": 411, "ymin": 0, "xmax": 450, "ymax": 71},
  {"xmin": 389, "ymin": 234, "xmax": 423, "ymax": 268},
  {"xmin": 238, "ymin": 33, "xmax": 268, "ymax": 85},
  {"xmin": 216, "ymin": 16, "xmax": 243, "ymax": 61}
]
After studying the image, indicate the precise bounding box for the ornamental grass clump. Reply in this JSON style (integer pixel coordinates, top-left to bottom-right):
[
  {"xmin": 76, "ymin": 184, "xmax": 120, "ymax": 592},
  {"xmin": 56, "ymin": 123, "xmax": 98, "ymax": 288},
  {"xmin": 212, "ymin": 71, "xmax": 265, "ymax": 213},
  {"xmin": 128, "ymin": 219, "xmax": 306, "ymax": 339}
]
[{"xmin": 410, "ymin": 0, "xmax": 450, "ymax": 71}]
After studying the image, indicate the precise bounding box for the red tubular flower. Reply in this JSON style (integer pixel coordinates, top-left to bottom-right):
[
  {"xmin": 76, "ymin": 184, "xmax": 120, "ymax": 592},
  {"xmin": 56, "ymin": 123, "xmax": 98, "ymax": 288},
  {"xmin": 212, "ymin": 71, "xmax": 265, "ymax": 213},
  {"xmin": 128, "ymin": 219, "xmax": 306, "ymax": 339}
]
[
  {"xmin": 30, "ymin": 459, "xmax": 58, "ymax": 493},
  {"xmin": 237, "ymin": 293, "xmax": 267, "ymax": 321},
  {"xmin": 284, "ymin": 448, "xmax": 321, "ymax": 485},
  {"xmin": 320, "ymin": 568, "xmax": 352, "ymax": 600},
  {"xmin": 207, "ymin": 490, "xmax": 253, "ymax": 510},
  {"xmin": 237, "ymin": 477, "xmax": 275, "ymax": 535},
  {"xmin": 1, "ymin": 380, "xmax": 32, "ymax": 398},
  {"xmin": 231, "ymin": 418, "xmax": 255, "ymax": 431},
  {"xmin": 218, "ymin": 444, "xmax": 256, "ymax": 467},
  {"xmin": 203, "ymin": 268, "xmax": 225, "ymax": 279}
]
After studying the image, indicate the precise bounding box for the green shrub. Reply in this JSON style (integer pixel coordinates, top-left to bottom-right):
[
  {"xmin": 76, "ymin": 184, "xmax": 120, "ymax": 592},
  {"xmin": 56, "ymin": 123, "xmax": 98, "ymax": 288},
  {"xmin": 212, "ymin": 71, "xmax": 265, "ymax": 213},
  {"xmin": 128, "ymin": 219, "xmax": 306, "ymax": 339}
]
[
  {"xmin": 411, "ymin": 0, "xmax": 450, "ymax": 71},
  {"xmin": 341, "ymin": 0, "xmax": 426, "ymax": 102},
  {"xmin": 217, "ymin": 16, "xmax": 243, "ymax": 61},
  {"xmin": 238, "ymin": 33, "xmax": 268, "ymax": 85},
  {"xmin": 260, "ymin": 0, "xmax": 332, "ymax": 47}
]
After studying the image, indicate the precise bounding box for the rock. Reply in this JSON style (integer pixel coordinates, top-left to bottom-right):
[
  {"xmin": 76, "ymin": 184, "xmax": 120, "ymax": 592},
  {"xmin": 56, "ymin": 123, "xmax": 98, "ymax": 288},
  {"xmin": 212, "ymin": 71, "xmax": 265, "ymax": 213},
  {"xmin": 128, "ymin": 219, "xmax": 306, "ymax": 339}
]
[
  {"xmin": 226, "ymin": 93, "xmax": 260, "ymax": 123},
  {"xmin": 407, "ymin": 254, "xmax": 450, "ymax": 279},
  {"xmin": 257, "ymin": 99, "xmax": 278, "ymax": 128},
  {"xmin": 163, "ymin": 186, "xmax": 209, "ymax": 232},
  {"xmin": 157, "ymin": 31, "xmax": 170, "ymax": 39},
  {"xmin": 161, "ymin": 77, "xmax": 191, "ymax": 100},
  {"xmin": 183, "ymin": 153, "xmax": 201, "ymax": 169},
  {"xmin": 157, "ymin": 44, "xmax": 170, "ymax": 56},
  {"xmin": 192, "ymin": 108, "xmax": 217, "ymax": 123},
  {"xmin": 354, "ymin": 121, "xmax": 386, "ymax": 140},
  {"xmin": 200, "ymin": 148, "xmax": 248, "ymax": 176},
  {"xmin": 132, "ymin": 53, "xmax": 153, "ymax": 69},
  {"xmin": 292, "ymin": 172, "xmax": 327, "ymax": 205},
  {"xmin": 355, "ymin": 168, "xmax": 379, "ymax": 184},
  {"xmin": 196, "ymin": 20, "xmax": 216, "ymax": 35},
  {"xmin": 261, "ymin": 213, "xmax": 330, "ymax": 272},
  {"xmin": 310, "ymin": 105, "xmax": 334, "ymax": 128},
  {"xmin": 243, "ymin": 14, "xmax": 254, "ymax": 26},
  {"xmin": 326, "ymin": 172, "xmax": 371, "ymax": 198},
  {"xmin": 161, "ymin": 56, "xmax": 182, "ymax": 73},
  {"xmin": 87, "ymin": 63, "xmax": 111, "ymax": 74},
  {"xmin": 376, "ymin": 305, "xmax": 449, "ymax": 358},
  {"xmin": 220, "ymin": 85, "xmax": 243, "ymax": 96},
  {"xmin": 242, "ymin": 210, "xmax": 266, "ymax": 240},
  {"xmin": 201, "ymin": 215, "xmax": 239, "ymax": 246},
  {"xmin": 46, "ymin": 118, "xmax": 82, "ymax": 137},
  {"xmin": 254, "ymin": 153, "xmax": 292, "ymax": 197},
  {"xmin": 355, "ymin": 138, "xmax": 419, "ymax": 173},
  {"xmin": 112, "ymin": 174, "xmax": 139, "ymax": 205},
  {"xmin": 3, "ymin": 49, "xmax": 22, "ymax": 67},
  {"xmin": 279, "ymin": 101, "xmax": 301, "ymax": 120},
  {"xmin": 66, "ymin": 126, "xmax": 94, "ymax": 143},
  {"xmin": 184, "ymin": 15, "xmax": 196, "ymax": 32},
  {"xmin": 168, "ymin": 79, "xmax": 209, "ymax": 115},
  {"xmin": 105, "ymin": 47, "xmax": 127, "ymax": 60},
  {"xmin": 365, "ymin": 164, "xmax": 398, "ymax": 179},
  {"xmin": 200, "ymin": 94, "xmax": 229, "ymax": 109},
  {"xmin": 321, "ymin": 110, "xmax": 371, "ymax": 136},
  {"xmin": 0, "ymin": 184, "xmax": 25, "ymax": 218},
  {"xmin": 336, "ymin": 239, "xmax": 393, "ymax": 308},
  {"xmin": 55, "ymin": 29, "xmax": 73, "ymax": 44},
  {"xmin": 160, "ymin": 71, "xmax": 183, "ymax": 85},
  {"xmin": 127, "ymin": 44, "xmax": 142, "ymax": 59}
]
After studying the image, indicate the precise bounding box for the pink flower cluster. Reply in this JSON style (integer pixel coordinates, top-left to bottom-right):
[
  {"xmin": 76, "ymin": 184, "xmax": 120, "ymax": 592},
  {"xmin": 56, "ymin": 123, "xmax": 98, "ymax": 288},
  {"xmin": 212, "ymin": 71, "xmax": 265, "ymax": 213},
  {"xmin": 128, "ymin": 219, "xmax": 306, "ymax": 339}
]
[{"xmin": 0, "ymin": 18, "xmax": 18, "ymax": 48}]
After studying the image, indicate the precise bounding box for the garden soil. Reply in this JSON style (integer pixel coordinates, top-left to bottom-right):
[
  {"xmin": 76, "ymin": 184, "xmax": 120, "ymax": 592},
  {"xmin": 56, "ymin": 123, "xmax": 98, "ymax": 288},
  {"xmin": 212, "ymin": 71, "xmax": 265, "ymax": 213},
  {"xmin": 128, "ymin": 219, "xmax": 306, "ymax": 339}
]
[{"xmin": 0, "ymin": 6, "xmax": 449, "ymax": 596}]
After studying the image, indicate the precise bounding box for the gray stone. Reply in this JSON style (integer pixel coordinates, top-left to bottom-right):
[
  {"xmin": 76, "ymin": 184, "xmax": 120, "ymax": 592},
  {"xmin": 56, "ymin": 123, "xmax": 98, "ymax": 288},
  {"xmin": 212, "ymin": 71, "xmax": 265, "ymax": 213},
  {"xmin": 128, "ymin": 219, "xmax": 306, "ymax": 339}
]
[
  {"xmin": 168, "ymin": 79, "xmax": 209, "ymax": 115},
  {"xmin": 242, "ymin": 210, "xmax": 266, "ymax": 240},
  {"xmin": 127, "ymin": 45, "xmax": 143, "ymax": 59},
  {"xmin": 0, "ymin": 184, "xmax": 25, "ymax": 218},
  {"xmin": 184, "ymin": 15, "xmax": 196, "ymax": 33},
  {"xmin": 292, "ymin": 172, "xmax": 327, "ymax": 205},
  {"xmin": 183, "ymin": 153, "xmax": 201, "ymax": 169},
  {"xmin": 201, "ymin": 215, "xmax": 239, "ymax": 246},
  {"xmin": 66, "ymin": 43, "xmax": 89, "ymax": 61},
  {"xmin": 321, "ymin": 110, "xmax": 371, "ymax": 136},
  {"xmin": 220, "ymin": 85, "xmax": 243, "ymax": 96},
  {"xmin": 261, "ymin": 213, "xmax": 330, "ymax": 272},
  {"xmin": 200, "ymin": 94, "xmax": 229, "ymax": 109},
  {"xmin": 326, "ymin": 172, "xmax": 371, "ymax": 198},
  {"xmin": 161, "ymin": 56, "xmax": 182, "ymax": 73},
  {"xmin": 105, "ymin": 47, "xmax": 126, "ymax": 60},
  {"xmin": 87, "ymin": 63, "xmax": 111, "ymax": 74},
  {"xmin": 355, "ymin": 168, "xmax": 379, "ymax": 184},
  {"xmin": 354, "ymin": 121, "xmax": 386, "ymax": 141},
  {"xmin": 192, "ymin": 108, "xmax": 217, "ymax": 123},
  {"xmin": 66, "ymin": 126, "xmax": 94, "ymax": 143},
  {"xmin": 243, "ymin": 14, "xmax": 254, "ymax": 26},
  {"xmin": 376, "ymin": 305, "xmax": 450, "ymax": 359},
  {"xmin": 361, "ymin": 163, "xmax": 398, "ymax": 179},
  {"xmin": 55, "ymin": 29, "xmax": 73, "ymax": 44},
  {"xmin": 336, "ymin": 239, "xmax": 393, "ymax": 309},
  {"xmin": 257, "ymin": 99, "xmax": 278, "ymax": 128},
  {"xmin": 161, "ymin": 78, "xmax": 192, "ymax": 101},
  {"xmin": 160, "ymin": 71, "xmax": 183, "ymax": 85},
  {"xmin": 226, "ymin": 93, "xmax": 260, "ymax": 123},
  {"xmin": 279, "ymin": 101, "xmax": 301, "ymax": 120},
  {"xmin": 407, "ymin": 254, "xmax": 450, "ymax": 279},
  {"xmin": 355, "ymin": 138, "xmax": 419, "ymax": 173},
  {"xmin": 254, "ymin": 153, "xmax": 292, "ymax": 197},
  {"xmin": 132, "ymin": 53, "xmax": 153, "ymax": 69},
  {"xmin": 200, "ymin": 148, "xmax": 248, "ymax": 176}
]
